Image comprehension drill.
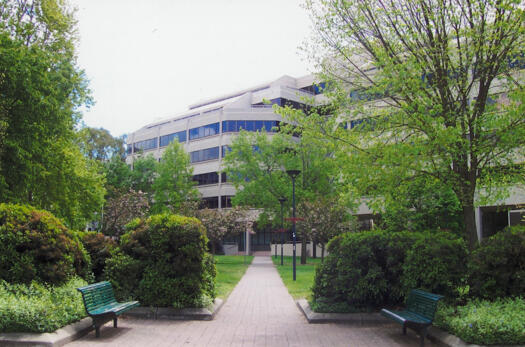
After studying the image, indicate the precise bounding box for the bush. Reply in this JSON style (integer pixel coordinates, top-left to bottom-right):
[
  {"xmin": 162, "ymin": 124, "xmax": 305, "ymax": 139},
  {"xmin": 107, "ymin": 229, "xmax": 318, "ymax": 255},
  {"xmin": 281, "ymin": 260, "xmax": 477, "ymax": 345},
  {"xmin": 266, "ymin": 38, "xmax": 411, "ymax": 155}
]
[
  {"xmin": 104, "ymin": 251, "xmax": 144, "ymax": 301},
  {"xmin": 434, "ymin": 297, "xmax": 525, "ymax": 345},
  {"xmin": 468, "ymin": 225, "xmax": 525, "ymax": 299},
  {"xmin": 79, "ymin": 231, "xmax": 116, "ymax": 281},
  {"xmin": 0, "ymin": 277, "xmax": 87, "ymax": 333},
  {"xmin": 0, "ymin": 203, "xmax": 91, "ymax": 285},
  {"xmin": 312, "ymin": 230, "xmax": 467, "ymax": 310},
  {"xmin": 402, "ymin": 232, "xmax": 468, "ymax": 300},
  {"xmin": 106, "ymin": 213, "xmax": 216, "ymax": 308}
]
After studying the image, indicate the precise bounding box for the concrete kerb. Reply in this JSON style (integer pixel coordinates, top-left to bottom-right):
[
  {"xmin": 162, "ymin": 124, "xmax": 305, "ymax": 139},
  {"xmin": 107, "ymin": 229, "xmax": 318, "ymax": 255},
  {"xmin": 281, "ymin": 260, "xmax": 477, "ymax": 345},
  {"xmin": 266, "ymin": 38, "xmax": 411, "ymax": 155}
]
[
  {"xmin": 123, "ymin": 298, "xmax": 225, "ymax": 321},
  {"xmin": 296, "ymin": 299, "xmax": 389, "ymax": 324},
  {"xmin": 0, "ymin": 299, "xmax": 224, "ymax": 347},
  {"xmin": 0, "ymin": 318, "xmax": 93, "ymax": 347},
  {"xmin": 297, "ymin": 299, "xmax": 524, "ymax": 347}
]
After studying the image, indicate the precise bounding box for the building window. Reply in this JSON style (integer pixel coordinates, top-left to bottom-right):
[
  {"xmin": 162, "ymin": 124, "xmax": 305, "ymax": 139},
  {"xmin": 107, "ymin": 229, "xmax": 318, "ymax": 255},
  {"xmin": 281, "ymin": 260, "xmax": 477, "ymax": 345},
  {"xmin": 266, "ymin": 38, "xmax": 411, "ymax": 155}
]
[
  {"xmin": 190, "ymin": 147, "xmax": 220, "ymax": 163},
  {"xmin": 221, "ymin": 145, "xmax": 231, "ymax": 158},
  {"xmin": 159, "ymin": 131, "xmax": 186, "ymax": 147},
  {"xmin": 221, "ymin": 120, "xmax": 279, "ymax": 133},
  {"xmin": 189, "ymin": 122, "xmax": 220, "ymax": 140},
  {"xmin": 126, "ymin": 145, "xmax": 132, "ymax": 155},
  {"xmin": 200, "ymin": 196, "xmax": 219, "ymax": 209},
  {"xmin": 133, "ymin": 138, "xmax": 158, "ymax": 152},
  {"xmin": 221, "ymin": 195, "xmax": 233, "ymax": 208},
  {"xmin": 221, "ymin": 172, "xmax": 227, "ymax": 183},
  {"xmin": 193, "ymin": 172, "xmax": 219, "ymax": 186}
]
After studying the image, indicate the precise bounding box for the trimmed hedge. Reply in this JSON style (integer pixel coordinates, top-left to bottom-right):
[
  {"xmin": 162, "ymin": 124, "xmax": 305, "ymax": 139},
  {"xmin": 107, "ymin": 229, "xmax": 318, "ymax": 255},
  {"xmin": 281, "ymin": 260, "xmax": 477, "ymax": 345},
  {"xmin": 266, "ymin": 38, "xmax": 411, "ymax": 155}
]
[
  {"xmin": 312, "ymin": 230, "xmax": 467, "ymax": 310},
  {"xmin": 0, "ymin": 277, "xmax": 87, "ymax": 333},
  {"xmin": 105, "ymin": 214, "xmax": 216, "ymax": 308},
  {"xmin": 0, "ymin": 203, "xmax": 91, "ymax": 285},
  {"xmin": 468, "ymin": 225, "xmax": 525, "ymax": 299}
]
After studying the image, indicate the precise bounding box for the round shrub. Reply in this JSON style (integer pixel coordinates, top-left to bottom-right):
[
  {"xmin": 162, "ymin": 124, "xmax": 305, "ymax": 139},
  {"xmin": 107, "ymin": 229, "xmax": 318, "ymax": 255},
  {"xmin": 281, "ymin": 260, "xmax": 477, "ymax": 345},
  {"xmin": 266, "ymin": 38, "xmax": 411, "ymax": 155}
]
[
  {"xmin": 104, "ymin": 251, "xmax": 144, "ymax": 301},
  {"xmin": 312, "ymin": 230, "xmax": 467, "ymax": 310},
  {"xmin": 79, "ymin": 231, "xmax": 116, "ymax": 281},
  {"xmin": 402, "ymin": 232, "xmax": 468, "ymax": 300},
  {"xmin": 0, "ymin": 203, "xmax": 91, "ymax": 285},
  {"xmin": 108, "ymin": 213, "xmax": 216, "ymax": 307},
  {"xmin": 468, "ymin": 225, "xmax": 525, "ymax": 299}
]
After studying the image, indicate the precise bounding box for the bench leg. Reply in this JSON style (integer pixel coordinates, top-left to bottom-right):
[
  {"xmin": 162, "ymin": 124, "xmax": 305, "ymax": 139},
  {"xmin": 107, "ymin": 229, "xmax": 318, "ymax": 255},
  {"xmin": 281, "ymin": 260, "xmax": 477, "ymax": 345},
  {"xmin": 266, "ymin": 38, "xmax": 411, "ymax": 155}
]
[
  {"xmin": 403, "ymin": 324, "xmax": 407, "ymax": 335},
  {"xmin": 114, "ymin": 317, "xmax": 118, "ymax": 328},
  {"xmin": 95, "ymin": 326, "xmax": 100, "ymax": 338},
  {"xmin": 419, "ymin": 327, "xmax": 428, "ymax": 347}
]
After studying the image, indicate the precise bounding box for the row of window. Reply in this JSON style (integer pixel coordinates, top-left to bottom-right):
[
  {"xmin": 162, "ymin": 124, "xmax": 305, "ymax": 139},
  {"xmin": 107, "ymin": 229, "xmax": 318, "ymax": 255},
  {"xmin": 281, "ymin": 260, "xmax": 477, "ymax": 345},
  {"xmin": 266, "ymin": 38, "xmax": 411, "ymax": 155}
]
[
  {"xmin": 160, "ymin": 130, "xmax": 186, "ymax": 147},
  {"xmin": 222, "ymin": 120, "xmax": 279, "ymax": 133},
  {"xmin": 199, "ymin": 196, "xmax": 233, "ymax": 209},
  {"xmin": 192, "ymin": 172, "xmax": 229, "ymax": 186},
  {"xmin": 128, "ymin": 119, "xmax": 281, "ymax": 155},
  {"xmin": 190, "ymin": 147, "xmax": 220, "ymax": 163},
  {"xmin": 189, "ymin": 122, "xmax": 220, "ymax": 140}
]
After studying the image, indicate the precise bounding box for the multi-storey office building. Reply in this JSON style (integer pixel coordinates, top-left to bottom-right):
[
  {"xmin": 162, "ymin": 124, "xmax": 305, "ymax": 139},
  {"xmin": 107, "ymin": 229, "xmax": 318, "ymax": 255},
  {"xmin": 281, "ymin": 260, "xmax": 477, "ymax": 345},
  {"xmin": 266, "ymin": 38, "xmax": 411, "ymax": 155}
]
[
  {"xmin": 127, "ymin": 72, "xmax": 524, "ymax": 249},
  {"xmin": 126, "ymin": 75, "xmax": 325, "ymax": 251}
]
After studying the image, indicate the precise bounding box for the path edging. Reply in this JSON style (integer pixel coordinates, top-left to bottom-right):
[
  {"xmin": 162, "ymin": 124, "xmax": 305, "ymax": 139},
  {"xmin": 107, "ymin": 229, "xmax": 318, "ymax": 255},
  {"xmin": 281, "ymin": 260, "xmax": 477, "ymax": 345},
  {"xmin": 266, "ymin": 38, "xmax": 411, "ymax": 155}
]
[
  {"xmin": 0, "ymin": 317, "xmax": 93, "ymax": 347},
  {"xmin": 0, "ymin": 299, "xmax": 225, "ymax": 346},
  {"xmin": 296, "ymin": 299, "xmax": 388, "ymax": 324},
  {"xmin": 123, "ymin": 298, "xmax": 225, "ymax": 321},
  {"xmin": 297, "ymin": 299, "xmax": 524, "ymax": 347}
]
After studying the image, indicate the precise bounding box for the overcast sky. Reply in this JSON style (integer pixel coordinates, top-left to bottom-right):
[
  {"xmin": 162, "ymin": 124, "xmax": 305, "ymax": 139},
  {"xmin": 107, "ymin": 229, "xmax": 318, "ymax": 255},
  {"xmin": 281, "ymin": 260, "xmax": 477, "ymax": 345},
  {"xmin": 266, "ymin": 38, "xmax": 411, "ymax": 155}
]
[{"xmin": 71, "ymin": 0, "xmax": 313, "ymax": 137}]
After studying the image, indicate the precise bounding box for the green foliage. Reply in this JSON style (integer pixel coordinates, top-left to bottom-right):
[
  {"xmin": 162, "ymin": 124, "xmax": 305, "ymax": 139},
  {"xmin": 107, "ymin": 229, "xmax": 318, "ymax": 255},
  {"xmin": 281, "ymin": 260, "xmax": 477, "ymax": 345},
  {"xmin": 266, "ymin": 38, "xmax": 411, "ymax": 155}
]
[
  {"xmin": 402, "ymin": 233, "xmax": 468, "ymax": 300},
  {"xmin": 435, "ymin": 298, "xmax": 525, "ymax": 345},
  {"xmin": 468, "ymin": 225, "xmax": 525, "ymax": 299},
  {"xmin": 0, "ymin": 277, "xmax": 87, "ymax": 333},
  {"xmin": 223, "ymin": 130, "xmax": 342, "ymax": 229},
  {"xmin": 379, "ymin": 177, "xmax": 463, "ymax": 235},
  {"xmin": 77, "ymin": 127, "xmax": 126, "ymax": 161},
  {"xmin": 0, "ymin": 7, "xmax": 105, "ymax": 229},
  {"xmin": 0, "ymin": 203, "xmax": 91, "ymax": 285},
  {"xmin": 78, "ymin": 231, "xmax": 116, "ymax": 281},
  {"xmin": 103, "ymin": 251, "xmax": 144, "ymax": 301},
  {"xmin": 151, "ymin": 141, "xmax": 198, "ymax": 214},
  {"xmin": 298, "ymin": 0, "xmax": 525, "ymax": 249},
  {"xmin": 106, "ymin": 214, "xmax": 216, "ymax": 308},
  {"xmin": 312, "ymin": 231, "xmax": 467, "ymax": 309}
]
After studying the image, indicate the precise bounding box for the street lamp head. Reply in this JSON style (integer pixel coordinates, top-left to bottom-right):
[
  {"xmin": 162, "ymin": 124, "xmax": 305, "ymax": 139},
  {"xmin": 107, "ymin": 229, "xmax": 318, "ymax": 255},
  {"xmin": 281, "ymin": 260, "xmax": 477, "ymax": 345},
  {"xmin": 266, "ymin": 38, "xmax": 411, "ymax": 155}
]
[
  {"xmin": 278, "ymin": 197, "xmax": 287, "ymax": 204},
  {"xmin": 286, "ymin": 169, "xmax": 301, "ymax": 179}
]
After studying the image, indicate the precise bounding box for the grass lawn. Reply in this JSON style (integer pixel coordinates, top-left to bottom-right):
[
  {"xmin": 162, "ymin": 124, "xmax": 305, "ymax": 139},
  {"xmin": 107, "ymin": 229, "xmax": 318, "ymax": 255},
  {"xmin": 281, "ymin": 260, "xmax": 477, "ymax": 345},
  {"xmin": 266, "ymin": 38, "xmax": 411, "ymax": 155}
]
[
  {"xmin": 271, "ymin": 255, "xmax": 322, "ymax": 300},
  {"xmin": 215, "ymin": 255, "xmax": 254, "ymax": 299}
]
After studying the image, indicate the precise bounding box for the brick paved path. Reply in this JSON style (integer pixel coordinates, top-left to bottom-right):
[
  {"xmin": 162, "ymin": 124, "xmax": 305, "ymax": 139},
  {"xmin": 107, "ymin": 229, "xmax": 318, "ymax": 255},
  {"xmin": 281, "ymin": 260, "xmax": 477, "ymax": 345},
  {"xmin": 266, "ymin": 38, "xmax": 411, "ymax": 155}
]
[{"xmin": 67, "ymin": 256, "xmax": 436, "ymax": 347}]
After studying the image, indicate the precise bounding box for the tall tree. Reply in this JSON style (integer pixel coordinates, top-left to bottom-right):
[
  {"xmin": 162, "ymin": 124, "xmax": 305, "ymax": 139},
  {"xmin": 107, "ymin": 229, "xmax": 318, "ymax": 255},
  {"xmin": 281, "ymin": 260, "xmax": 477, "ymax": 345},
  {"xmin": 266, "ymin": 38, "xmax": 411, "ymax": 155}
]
[
  {"xmin": 0, "ymin": 1, "xmax": 104, "ymax": 229},
  {"xmin": 151, "ymin": 141, "xmax": 199, "ymax": 214},
  {"xmin": 223, "ymin": 129, "xmax": 344, "ymax": 263},
  {"xmin": 298, "ymin": 0, "xmax": 525, "ymax": 248},
  {"xmin": 77, "ymin": 127, "xmax": 126, "ymax": 161}
]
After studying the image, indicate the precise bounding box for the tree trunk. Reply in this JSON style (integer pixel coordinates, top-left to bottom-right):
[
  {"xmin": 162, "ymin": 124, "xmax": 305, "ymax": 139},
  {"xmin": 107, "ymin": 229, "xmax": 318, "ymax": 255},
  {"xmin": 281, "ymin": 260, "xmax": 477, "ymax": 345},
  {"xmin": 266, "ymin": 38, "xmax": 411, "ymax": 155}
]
[
  {"xmin": 301, "ymin": 238, "xmax": 307, "ymax": 264},
  {"xmin": 321, "ymin": 244, "xmax": 325, "ymax": 262},
  {"xmin": 462, "ymin": 204, "xmax": 479, "ymax": 250},
  {"xmin": 312, "ymin": 241, "xmax": 317, "ymax": 258},
  {"xmin": 211, "ymin": 242, "xmax": 216, "ymax": 255}
]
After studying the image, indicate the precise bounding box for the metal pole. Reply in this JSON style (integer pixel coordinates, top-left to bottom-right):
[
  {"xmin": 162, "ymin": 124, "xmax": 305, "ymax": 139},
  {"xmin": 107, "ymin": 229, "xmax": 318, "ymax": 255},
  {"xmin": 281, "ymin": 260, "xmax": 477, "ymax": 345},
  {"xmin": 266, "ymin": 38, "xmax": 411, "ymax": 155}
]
[
  {"xmin": 280, "ymin": 199, "xmax": 284, "ymax": 266},
  {"xmin": 292, "ymin": 177, "xmax": 296, "ymax": 281}
]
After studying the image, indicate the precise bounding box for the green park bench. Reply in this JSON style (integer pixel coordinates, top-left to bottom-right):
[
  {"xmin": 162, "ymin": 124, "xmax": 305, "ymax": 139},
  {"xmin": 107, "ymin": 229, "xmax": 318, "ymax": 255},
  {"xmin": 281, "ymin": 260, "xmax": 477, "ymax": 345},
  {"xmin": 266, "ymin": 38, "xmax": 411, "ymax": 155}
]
[
  {"xmin": 77, "ymin": 281, "xmax": 140, "ymax": 337},
  {"xmin": 380, "ymin": 289, "xmax": 443, "ymax": 347}
]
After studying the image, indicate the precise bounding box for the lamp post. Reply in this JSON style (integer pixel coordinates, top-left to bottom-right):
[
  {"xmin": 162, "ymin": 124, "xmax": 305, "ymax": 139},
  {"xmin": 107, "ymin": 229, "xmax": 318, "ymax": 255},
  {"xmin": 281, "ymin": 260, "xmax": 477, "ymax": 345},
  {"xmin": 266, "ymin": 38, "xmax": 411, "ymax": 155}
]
[
  {"xmin": 278, "ymin": 197, "xmax": 287, "ymax": 266},
  {"xmin": 286, "ymin": 169, "xmax": 300, "ymax": 281}
]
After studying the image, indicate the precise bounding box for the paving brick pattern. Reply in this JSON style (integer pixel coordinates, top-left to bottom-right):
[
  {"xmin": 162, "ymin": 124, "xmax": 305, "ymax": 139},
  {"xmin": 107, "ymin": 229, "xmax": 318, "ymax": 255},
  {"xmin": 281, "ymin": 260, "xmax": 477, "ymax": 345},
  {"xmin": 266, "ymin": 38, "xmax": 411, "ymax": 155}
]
[{"xmin": 67, "ymin": 256, "xmax": 437, "ymax": 347}]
